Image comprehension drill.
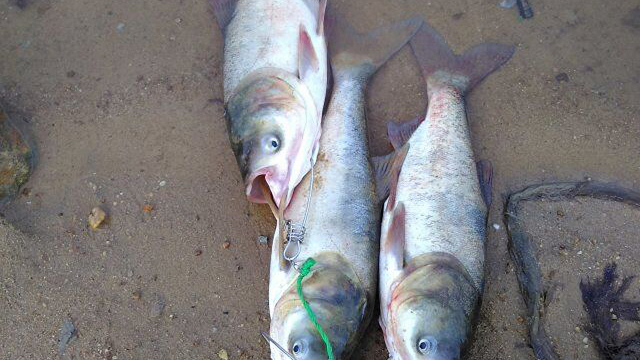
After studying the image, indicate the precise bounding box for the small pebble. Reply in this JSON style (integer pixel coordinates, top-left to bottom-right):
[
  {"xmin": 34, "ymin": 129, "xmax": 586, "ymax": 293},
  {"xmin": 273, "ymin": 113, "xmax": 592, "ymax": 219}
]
[
  {"xmin": 258, "ymin": 235, "xmax": 268, "ymax": 244},
  {"xmin": 555, "ymin": 72, "xmax": 569, "ymax": 82},
  {"xmin": 116, "ymin": 23, "xmax": 125, "ymax": 32},
  {"xmin": 159, "ymin": 180, "xmax": 166, "ymax": 187},
  {"xmin": 150, "ymin": 295, "xmax": 165, "ymax": 318},
  {"xmin": 611, "ymin": 313, "xmax": 618, "ymax": 320},
  {"xmin": 492, "ymin": 223, "xmax": 501, "ymax": 230},
  {"xmin": 575, "ymin": 326, "xmax": 581, "ymax": 332},
  {"xmin": 58, "ymin": 318, "xmax": 77, "ymax": 355},
  {"xmin": 194, "ymin": 249, "xmax": 203, "ymax": 256},
  {"xmin": 132, "ymin": 290, "xmax": 141, "ymax": 300},
  {"xmin": 583, "ymin": 337, "xmax": 589, "ymax": 344},
  {"xmin": 516, "ymin": 316, "xmax": 524, "ymax": 323},
  {"xmin": 169, "ymin": 314, "xmax": 176, "ymax": 319},
  {"xmin": 577, "ymin": 251, "xmax": 583, "ymax": 255},
  {"xmin": 223, "ymin": 241, "xmax": 231, "ymax": 249},
  {"xmin": 88, "ymin": 207, "xmax": 107, "ymax": 229},
  {"xmin": 175, "ymin": 18, "xmax": 182, "ymax": 23},
  {"xmin": 143, "ymin": 204, "xmax": 154, "ymax": 212},
  {"xmin": 499, "ymin": 0, "xmax": 517, "ymax": 8},
  {"xmin": 217, "ymin": 349, "xmax": 229, "ymax": 360}
]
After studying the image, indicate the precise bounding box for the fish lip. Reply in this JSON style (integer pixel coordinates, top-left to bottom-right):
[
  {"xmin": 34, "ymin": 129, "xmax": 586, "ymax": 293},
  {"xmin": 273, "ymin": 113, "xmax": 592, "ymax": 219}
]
[{"xmin": 245, "ymin": 167, "xmax": 288, "ymax": 207}]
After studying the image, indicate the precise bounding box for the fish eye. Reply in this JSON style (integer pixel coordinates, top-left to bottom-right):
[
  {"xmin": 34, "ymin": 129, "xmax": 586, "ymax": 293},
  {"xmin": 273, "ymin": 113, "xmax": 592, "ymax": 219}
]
[
  {"xmin": 417, "ymin": 336, "xmax": 437, "ymax": 354},
  {"xmin": 262, "ymin": 134, "xmax": 281, "ymax": 153},
  {"xmin": 291, "ymin": 339, "xmax": 308, "ymax": 357}
]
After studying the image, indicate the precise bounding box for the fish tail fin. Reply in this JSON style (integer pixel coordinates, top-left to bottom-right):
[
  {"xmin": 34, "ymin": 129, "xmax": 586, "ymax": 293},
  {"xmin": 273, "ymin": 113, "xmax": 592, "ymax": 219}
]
[
  {"xmin": 410, "ymin": 21, "xmax": 515, "ymax": 96},
  {"xmin": 329, "ymin": 15, "xmax": 422, "ymax": 76},
  {"xmin": 209, "ymin": 0, "xmax": 238, "ymax": 32}
]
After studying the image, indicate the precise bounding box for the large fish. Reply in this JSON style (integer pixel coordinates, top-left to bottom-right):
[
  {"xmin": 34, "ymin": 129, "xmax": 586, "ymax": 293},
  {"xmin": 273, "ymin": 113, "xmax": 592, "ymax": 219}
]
[
  {"xmin": 377, "ymin": 22, "xmax": 514, "ymax": 359},
  {"xmin": 210, "ymin": 0, "xmax": 328, "ymax": 208},
  {"xmin": 267, "ymin": 16, "xmax": 422, "ymax": 360}
]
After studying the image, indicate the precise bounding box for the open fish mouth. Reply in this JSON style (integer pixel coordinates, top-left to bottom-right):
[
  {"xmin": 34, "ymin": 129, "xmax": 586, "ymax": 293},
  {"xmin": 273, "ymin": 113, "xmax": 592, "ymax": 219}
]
[{"xmin": 246, "ymin": 168, "xmax": 288, "ymax": 209}]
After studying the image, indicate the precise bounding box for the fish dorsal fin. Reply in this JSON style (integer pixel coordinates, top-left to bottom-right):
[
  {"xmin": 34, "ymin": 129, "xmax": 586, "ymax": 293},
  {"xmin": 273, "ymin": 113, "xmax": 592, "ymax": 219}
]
[
  {"xmin": 371, "ymin": 144, "xmax": 409, "ymax": 207},
  {"xmin": 329, "ymin": 15, "xmax": 422, "ymax": 75},
  {"xmin": 387, "ymin": 117, "xmax": 423, "ymax": 150},
  {"xmin": 384, "ymin": 202, "xmax": 406, "ymax": 271},
  {"xmin": 317, "ymin": 0, "xmax": 327, "ymax": 35},
  {"xmin": 209, "ymin": 0, "xmax": 238, "ymax": 32},
  {"xmin": 298, "ymin": 25, "xmax": 320, "ymax": 82}
]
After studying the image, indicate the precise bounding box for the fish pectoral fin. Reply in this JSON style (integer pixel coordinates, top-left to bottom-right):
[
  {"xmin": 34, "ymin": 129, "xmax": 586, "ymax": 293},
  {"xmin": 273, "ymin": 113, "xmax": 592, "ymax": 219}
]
[
  {"xmin": 387, "ymin": 117, "xmax": 424, "ymax": 150},
  {"xmin": 371, "ymin": 144, "xmax": 409, "ymax": 207},
  {"xmin": 383, "ymin": 202, "xmax": 406, "ymax": 271},
  {"xmin": 476, "ymin": 159, "xmax": 493, "ymax": 207},
  {"xmin": 317, "ymin": 0, "xmax": 327, "ymax": 35},
  {"xmin": 298, "ymin": 25, "xmax": 320, "ymax": 82},
  {"xmin": 209, "ymin": 0, "xmax": 238, "ymax": 32}
]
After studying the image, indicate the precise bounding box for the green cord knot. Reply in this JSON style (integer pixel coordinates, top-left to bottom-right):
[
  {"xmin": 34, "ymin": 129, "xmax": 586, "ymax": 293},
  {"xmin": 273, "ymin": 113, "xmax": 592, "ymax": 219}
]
[{"xmin": 297, "ymin": 258, "xmax": 335, "ymax": 360}]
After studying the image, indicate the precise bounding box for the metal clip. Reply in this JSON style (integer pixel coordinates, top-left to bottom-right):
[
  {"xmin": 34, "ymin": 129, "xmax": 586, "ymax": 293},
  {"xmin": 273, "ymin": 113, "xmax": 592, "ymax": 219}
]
[{"xmin": 282, "ymin": 160, "xmax": 314, "ymax": 268}]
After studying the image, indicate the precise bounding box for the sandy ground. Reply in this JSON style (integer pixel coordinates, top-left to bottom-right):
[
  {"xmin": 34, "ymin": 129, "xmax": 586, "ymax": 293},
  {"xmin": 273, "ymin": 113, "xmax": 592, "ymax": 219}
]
[
  {"xmin": 521, "ymin": 197, "xmax": 640, "ymax": 360},
  {"xmin": 0, "ymin": 0, "xmax": 639, "ymax": 359}
]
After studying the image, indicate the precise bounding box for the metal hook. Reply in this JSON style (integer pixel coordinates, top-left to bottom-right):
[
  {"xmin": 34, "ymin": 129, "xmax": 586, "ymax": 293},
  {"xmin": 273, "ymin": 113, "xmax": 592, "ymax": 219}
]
[{"xmin": 261, "ymin": 331, "xmax": 296, "ymax": 360}]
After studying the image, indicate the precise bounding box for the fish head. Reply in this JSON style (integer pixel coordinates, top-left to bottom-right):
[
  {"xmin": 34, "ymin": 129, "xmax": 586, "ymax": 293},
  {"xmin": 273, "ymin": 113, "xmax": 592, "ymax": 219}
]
[
  {"xmin": 270, "ymin": 305, "xmax": 332, "ymax": 360},
  {"xmin": 390, "ymin": 295, "xmax": 467, "ymax": 360},
  {"xmin": 385, "ymin": 256, "xmax": 480, "ymax": 360},
  {"xmin": 226, "ymin": 75, "xmax": 319, "ymax": 208},
  {"xmin": 270, "ymin": 254, "xmax": 370, "ymax": 360}
]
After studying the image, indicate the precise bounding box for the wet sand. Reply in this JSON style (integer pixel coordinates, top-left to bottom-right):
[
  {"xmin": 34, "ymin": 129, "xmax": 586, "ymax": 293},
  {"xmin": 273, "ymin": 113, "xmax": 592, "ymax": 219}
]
[{"xmin": 0, "ymin": 0, "xmax": 639, "ymax": 359}]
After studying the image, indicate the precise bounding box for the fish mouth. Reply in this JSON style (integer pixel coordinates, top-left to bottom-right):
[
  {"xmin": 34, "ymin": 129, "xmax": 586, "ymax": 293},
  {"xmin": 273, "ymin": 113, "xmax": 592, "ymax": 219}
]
[{"xmin": 246, "ymin": 168, "xmax": 288, "ymax": 209}]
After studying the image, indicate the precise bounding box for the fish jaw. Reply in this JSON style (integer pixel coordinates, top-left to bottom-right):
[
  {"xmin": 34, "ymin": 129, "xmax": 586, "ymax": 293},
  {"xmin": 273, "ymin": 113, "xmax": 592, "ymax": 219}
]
[
  {"xmin": 270, "ymin": 253, "xmax": 370, "ymax": 360},
  {"xmin": 225, "ymin": 69, "xmax": 320, "ymax": 208},
  {"xmin": 245, "ymin": 165, "xmax": 288, "ymax": 206},
  {"xmin": 383, "ymin": 253, "xmax": 480, "ymax": 360}
]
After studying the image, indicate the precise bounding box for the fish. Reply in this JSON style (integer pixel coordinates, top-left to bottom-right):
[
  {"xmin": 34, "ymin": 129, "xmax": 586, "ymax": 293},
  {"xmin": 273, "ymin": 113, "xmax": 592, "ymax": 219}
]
[
  {"xmin": 376, "ymin": 21, "xmax": 514, "ymax": 360},
  {"xmin": 267, "ymin": 16, "xmax": 422, "ymax": 360},
  {"xmin": 210, "ymin": 0, "xmax": 329, "ymax": 208}
]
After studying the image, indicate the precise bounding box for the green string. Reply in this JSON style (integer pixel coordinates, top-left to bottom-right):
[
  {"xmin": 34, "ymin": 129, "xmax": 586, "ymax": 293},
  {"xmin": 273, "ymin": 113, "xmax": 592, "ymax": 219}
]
[{"xmin": 297, "ymin": 258, "xmax": 335, "ymax": 360}]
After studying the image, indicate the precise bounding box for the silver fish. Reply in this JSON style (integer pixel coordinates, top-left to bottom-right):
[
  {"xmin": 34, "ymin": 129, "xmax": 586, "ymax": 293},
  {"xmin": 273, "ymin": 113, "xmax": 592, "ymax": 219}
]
[
  {"xmin": 211, "ymin": 0, "xmax": 328, "ymax": 208},
  {"xmin": 268, "ymin": 16, "xmax": 422, "ymax": 360},
  {"xmin": 377, "ymin": 22, "xmax": 514, "ymax": 360}
]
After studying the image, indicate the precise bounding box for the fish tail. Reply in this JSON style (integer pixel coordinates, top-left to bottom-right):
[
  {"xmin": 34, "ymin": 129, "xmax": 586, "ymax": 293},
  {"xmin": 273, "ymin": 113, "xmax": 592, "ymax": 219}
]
[
  {"xmin": 209, "ymin": 0, "xmax": 238, "ymax": 32},
  {"xmin": 329, "ymin": 15, "xmax": 422, "ymax": 76},
  {"xmin": 410, "ymin": 21, "xmax": 514, "ymax": 96}
]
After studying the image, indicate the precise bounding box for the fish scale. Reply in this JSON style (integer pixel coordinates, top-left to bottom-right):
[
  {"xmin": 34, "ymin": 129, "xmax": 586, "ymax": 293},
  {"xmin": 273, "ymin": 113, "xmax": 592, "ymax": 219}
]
[{"xmin": 398, "ymin": 86, "xmax": 486, "ymax": 289}]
